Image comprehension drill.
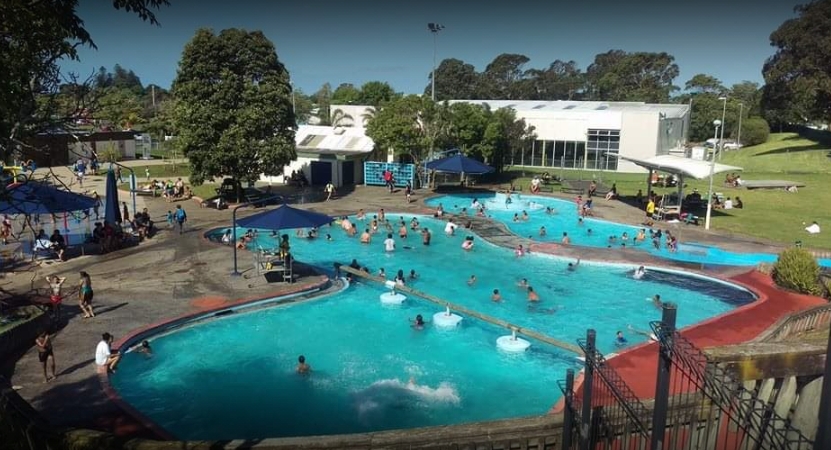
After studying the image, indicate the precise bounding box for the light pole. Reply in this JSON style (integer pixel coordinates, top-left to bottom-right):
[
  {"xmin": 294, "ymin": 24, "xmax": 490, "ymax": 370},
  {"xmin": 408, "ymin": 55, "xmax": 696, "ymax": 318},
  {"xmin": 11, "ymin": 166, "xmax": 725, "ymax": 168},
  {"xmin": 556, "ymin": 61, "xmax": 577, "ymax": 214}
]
[
  {"xmin": 737, "ymin": 102, "xmax": 744, "ymax": 147},
  {"xmin": 717, "ymin": 96, "xmax": 727, "ymax": 161},
  {"xmin": 704, "ymin": 119, "xmax": 722, "ymax": 230},
  {"xmin": 428, "ymin": 23, "xmax": 444, "ymax": 102}
]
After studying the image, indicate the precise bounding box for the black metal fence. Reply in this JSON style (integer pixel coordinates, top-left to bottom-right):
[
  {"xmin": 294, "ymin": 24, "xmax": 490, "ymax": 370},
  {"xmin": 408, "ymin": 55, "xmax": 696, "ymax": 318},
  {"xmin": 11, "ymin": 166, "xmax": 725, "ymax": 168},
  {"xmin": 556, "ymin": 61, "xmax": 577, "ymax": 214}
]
[{"xmin": 561, "ymin": 303, "xmax": 821, "ymax": 450}]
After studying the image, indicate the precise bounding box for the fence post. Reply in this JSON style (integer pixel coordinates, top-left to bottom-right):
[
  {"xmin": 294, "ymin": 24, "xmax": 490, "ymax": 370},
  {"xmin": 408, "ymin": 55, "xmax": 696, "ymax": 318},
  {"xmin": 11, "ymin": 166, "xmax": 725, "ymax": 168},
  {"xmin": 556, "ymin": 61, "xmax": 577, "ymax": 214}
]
[
  {"xmin": 562, "ymin": 369, "xmax": 575, "ymax": 450},
  {"xmin": 580, "ymin": 329, "xmax": 596, "ymax": 450},
  {"xmin": 814, "ymin": 324, "xmax": 831, "ymax": 450},
  {"xmin": 650, "ymin": 302, "xmax": 677, "ymax": 450}
]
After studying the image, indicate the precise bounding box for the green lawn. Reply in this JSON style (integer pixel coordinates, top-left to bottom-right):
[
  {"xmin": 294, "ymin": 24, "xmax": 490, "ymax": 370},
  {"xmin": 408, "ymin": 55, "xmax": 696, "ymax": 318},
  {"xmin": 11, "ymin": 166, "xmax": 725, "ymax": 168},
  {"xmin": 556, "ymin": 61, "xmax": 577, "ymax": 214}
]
[{"xmin": 505, "ymin": 133, "xmax": 831, "ymax": 250}]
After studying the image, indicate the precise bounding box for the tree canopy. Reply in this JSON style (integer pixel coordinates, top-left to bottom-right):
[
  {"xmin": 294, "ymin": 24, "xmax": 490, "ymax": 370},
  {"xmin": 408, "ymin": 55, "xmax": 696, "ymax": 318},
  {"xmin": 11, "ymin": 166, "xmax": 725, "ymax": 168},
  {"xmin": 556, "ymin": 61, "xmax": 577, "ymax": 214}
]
[
  {"xmin": 171, "ymin": 28, "xmax": 296, "ymax": 200},
  {"xmin": 762, "ymin": 0, "xmax": 831, "ymax": 126},
  {"xmin": 0, "ymin": 0, "xmax": 168, "ymax": 160}
]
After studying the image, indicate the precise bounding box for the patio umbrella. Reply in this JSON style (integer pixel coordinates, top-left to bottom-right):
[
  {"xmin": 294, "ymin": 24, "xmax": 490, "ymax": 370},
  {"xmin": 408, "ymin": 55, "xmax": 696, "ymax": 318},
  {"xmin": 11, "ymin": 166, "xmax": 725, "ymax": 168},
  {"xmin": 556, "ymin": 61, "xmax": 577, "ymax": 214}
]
[
  {"xmin": 0, "ymin": 181, "xmax": 97, "ymax": 215},
  {"xmin": 104, "ymin": 169, "xmax": 122, "ymax": 224},
  {"xmin": 425, "ymin": 154, "xmax": 495, "ymax": 175},
  {"xmin": 237, "ymin": 204, "xmax": 333, "ymax": 230}
]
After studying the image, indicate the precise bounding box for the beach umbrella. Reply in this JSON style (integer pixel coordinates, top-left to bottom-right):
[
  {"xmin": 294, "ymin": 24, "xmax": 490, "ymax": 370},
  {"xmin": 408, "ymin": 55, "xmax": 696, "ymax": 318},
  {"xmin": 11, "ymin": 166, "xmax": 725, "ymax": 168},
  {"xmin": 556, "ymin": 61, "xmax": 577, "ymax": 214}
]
[
  {"xmin": 104, "ymin": 169, "xmax": 122, "ymax": 224},
  {"xmin": 237, "ymin": 204, "xmax": 333, "ymax": 230}
]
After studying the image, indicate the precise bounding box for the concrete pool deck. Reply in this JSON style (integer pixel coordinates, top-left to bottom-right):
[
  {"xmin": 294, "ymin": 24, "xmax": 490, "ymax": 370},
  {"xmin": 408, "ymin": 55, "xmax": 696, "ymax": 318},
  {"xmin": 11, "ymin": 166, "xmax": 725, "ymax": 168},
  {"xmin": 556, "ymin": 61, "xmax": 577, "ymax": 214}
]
[{"xmin": 1, "ymin": 181, "xmax": 824, "ymax": 440}]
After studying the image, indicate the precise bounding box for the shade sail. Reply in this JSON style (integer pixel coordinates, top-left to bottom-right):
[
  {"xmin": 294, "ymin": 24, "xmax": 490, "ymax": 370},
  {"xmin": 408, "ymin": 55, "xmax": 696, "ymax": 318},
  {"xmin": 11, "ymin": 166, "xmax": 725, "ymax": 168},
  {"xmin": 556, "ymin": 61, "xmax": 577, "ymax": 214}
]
[
  {"xmin": 0, "ymin": 181, "xmax": 97, "ymax": 215},
  {"xmin": 614, "ymin": 154, "xmax": 743, "ymax": 180},
  {"xmin": 237, "ymin": 204, "xmax": 334, "ymax": 230},
  {"xmin": 425, "ymin": 154, "xmax": 494, "ymax": 175},
  {"xmin": 104, "ymin": 169, "xmax": 122, "ymax": 224}
]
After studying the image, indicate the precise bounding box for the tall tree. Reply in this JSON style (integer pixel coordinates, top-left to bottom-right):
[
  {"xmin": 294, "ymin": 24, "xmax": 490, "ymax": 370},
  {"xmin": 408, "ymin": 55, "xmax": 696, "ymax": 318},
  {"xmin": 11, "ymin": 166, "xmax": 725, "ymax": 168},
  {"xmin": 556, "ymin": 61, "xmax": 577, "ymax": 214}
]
[
  {"xmin": 479, "ymin": 53, "xmax": 532, "ymax": 99},
  {"xmin": 763, "ymin": 0, "xmax": 831, "ymax": 126},
  {"xmin": 172, "ymin": 28, "xmax": 296, "ymax": 201},
  {"xmin": 331, "ymin": 83, "xmax": 362, "ymax": 104},
  {"xmin": 684, "ymin": 74, "xmax": 724, "ymax": 95},
  {"xmin": 425, "ymin": 58, "xmax": 480, "ymax": 101},
  {"xmin": 313, "ymin": 82, "xmax": 332, "ymax": 125},
  {"xmin": 291, "ymin": 87, "xmax": 314, "ymax": 124},
  {"xmin": 0, "ymin": 0, "xmax": 168, "ymax": 160},
  {"xmin": 586, "ymin": 50, "xmax": 679, "ymax": 102},
  {"xmin": 729, "ymin": 81, "xmax": 762, "ymax": 117},
  {"xmin": 525, "ymin": 60, "xmax": 585, "ymax": 100},
  {"xmin": 358, "ymin": 81, "xmax": 398, "ymax": 107}
]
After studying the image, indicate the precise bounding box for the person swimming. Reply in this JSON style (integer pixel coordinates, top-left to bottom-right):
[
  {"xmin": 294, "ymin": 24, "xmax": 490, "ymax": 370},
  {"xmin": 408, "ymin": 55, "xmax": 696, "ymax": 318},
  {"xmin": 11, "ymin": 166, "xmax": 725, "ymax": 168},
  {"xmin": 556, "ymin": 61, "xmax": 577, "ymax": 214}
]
[
  {"xmin": 567, "ymin": 259, "xmax": 581, "ymax": 271},
  {"xmin": 634, "ymin": 266, "xmax": 646, "ymax": 279},
  {"xmin": 411, "ymin": 314, "xmax": 426, "ymax": 329},
  {"xmin": 615, "ymin": 331, "xmax": 628, "ymax": 347},
  {"xmin": 297, "ymin": 355, "xmax": 311, "ymax": 374},
  {"xmin": 467, "ymin": 275, "xmax": 477, "ymax": 286},
  {"xmin": 527, "ymin": 286, "xmax": 539, "ymax": 302},
  {"xmin": 491, "ymin": 289, "xmax": 502, "ymax": 302},
  {"xmin": 461, "ymin": 236, "xmax": 474, "ymax": 251},
  {"xmin": 517, "ymin": 278, "xmax": 529, "ymax": 288},
  {"xmin": 652, "ymin": 294, "xmax": 663, "ymax": 309}
]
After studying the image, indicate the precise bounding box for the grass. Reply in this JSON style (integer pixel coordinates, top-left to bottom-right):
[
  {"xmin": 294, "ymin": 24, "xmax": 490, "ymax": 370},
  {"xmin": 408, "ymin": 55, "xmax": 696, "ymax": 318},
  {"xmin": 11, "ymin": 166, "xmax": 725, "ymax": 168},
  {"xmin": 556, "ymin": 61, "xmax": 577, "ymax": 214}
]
[{"xmin": 504, "ymin": 133, "xmax": 831, "ymax": 250}]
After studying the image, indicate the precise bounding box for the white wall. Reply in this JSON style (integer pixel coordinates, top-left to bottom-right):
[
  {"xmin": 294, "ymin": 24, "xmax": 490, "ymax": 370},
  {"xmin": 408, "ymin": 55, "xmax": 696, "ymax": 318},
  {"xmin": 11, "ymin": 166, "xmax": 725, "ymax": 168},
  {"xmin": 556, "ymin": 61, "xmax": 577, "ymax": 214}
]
[
  {"xmin": 516, "ymin": 111, "xmax": 622, "ymax": 142},
  {"xmin": 618, "ymin": 111, "xmax": 659, "ymax": 173}
]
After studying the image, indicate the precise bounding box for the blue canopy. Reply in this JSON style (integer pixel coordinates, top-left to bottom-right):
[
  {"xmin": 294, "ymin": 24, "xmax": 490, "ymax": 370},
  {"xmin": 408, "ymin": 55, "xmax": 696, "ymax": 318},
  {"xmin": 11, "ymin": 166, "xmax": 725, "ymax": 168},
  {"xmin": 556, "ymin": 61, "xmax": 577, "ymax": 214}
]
[
  {"xmin": 237, "ymin": 204, "xmax": 334, "ymax": 230},
  {"xmin": 104, "ymin": 169, "xmax": 122, "ymax": 224},
  {"xmin": 0, "ymin": 181, "xmax": 97, "ymax": 215},
  {"xmin": 425, "ymin": 154, "xmax": 494, "ymax": 175}
]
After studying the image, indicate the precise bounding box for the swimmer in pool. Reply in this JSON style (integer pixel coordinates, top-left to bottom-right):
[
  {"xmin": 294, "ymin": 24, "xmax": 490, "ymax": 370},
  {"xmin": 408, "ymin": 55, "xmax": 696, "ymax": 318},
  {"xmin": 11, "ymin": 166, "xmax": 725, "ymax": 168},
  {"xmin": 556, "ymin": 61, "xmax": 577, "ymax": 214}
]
[
  {"xmin": 634, "ymin": 266, "xmax": 646, "ymax": 279},
  {"xmin": 411, "ymin": 314, "xmax": 426, "ymax": 330},
  {"xmin": 567, "ymin": 259, "xmax": 580, "ymax": 271},
  {"xmin": 378, "ymin": 268, "xmax": 386, "ymax": 278},
  {"xmin": 360, "ymin": 229, "xmax": 371, "ymax": 244},
  {"xmin": 409, "ymin": 269, "xmax": 418, "ymax": 280},
  {"xmin": 491, "ymin": 289, "xmax": 502, "ymax": 302},
  {"xmin": 539, "ymin": 226, "xmax": 546, "ymax": 237},
  {"xmin": 652, "ymin": 294, "xmax": 663, "ymax": 309},
  {"xmin": 615, "ymin": 331, "xmax": 628, "ymax": 347},
  {"xmin": 296, "ymin": 355, "xmax": 311, "ymax": 374},
  {"xmin": 517, "ymin": 278, "xmax": 529, "ymax": 289},
  {"xmin": 467, "ymin": 275, "xmax": 477, "ymax": 286},
  {"xmin": 136, "ymin": 340, "xmax": 152, "ymax": 356},
  {"xmin": 527, "ymin": 286, "xmax": 540, "ymax": 302}
]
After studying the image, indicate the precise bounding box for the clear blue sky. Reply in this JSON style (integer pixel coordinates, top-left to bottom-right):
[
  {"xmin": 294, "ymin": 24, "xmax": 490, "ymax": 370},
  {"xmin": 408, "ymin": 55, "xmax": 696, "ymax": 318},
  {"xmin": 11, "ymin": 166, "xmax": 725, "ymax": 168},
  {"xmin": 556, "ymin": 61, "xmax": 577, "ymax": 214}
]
[{"xmin": 61, "ymin": 0, "xmax": 802, "ymax": 96}]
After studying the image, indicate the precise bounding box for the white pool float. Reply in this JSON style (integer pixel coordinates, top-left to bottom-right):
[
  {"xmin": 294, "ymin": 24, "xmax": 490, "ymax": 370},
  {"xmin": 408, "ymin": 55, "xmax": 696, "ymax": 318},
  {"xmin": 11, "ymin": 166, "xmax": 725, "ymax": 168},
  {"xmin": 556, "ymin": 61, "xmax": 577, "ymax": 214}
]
[
  {"xmin": 380, "ymin": 292, "xmax": 406, "ymax": 305},
  {"xmin": 496, "ymin": 330, "xmax": 531, "ymax": 352},
  {"xmin": 433, "ymin": 307, "xmax": 463, "ymax": 328}
]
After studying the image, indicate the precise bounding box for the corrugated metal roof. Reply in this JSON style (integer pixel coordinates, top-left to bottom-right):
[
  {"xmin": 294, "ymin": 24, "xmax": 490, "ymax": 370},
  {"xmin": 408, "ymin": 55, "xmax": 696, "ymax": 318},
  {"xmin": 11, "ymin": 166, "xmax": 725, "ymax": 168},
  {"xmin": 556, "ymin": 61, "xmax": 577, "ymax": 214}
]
[
  {"xmin": 294, "ymin": 125, "xmax": 374, "ymax": 154},
  {"xmin": 447, "ymin": 100, "xmax": 690, "ymax": 119}
]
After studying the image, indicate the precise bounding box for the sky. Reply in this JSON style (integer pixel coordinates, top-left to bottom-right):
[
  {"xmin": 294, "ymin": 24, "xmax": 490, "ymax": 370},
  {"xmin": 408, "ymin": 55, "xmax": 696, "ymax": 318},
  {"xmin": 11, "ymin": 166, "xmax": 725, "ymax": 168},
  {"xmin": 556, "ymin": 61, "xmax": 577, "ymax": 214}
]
[{"xmin": 60, "ymin": 0, "xmax": 804, "ymax": 96}]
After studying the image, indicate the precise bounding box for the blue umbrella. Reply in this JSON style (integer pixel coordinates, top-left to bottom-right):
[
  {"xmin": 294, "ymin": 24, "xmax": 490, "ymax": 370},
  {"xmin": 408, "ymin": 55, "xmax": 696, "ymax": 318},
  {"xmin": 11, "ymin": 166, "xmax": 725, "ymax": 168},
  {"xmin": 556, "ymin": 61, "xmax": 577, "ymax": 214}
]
[
  {"xmin": 425, "ymin": 154, "xmax": 495, "ymax": 175},
  {"xmin": 0, "ymin": 181, "xmax": 97, "ymax": 215},
  {"xmin": 237, "ymin": 204, "xmax": 333, "ymax": 230},
  {"xmin": 104, "ymin": 169, "xmax": 122, "ymax": 224}
]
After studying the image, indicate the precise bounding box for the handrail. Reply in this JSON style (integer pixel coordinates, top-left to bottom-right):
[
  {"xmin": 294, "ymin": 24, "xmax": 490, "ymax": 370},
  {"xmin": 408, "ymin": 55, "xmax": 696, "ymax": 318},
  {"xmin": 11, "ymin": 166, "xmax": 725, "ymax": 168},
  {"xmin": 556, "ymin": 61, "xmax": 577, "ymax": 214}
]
[
  {"xmin": 338, "ymin": 264, "xmax": 582, "ymax": 355},
  {"xmin": 755, "ymin": 303, "xmax": 831, "ymax": 342}
]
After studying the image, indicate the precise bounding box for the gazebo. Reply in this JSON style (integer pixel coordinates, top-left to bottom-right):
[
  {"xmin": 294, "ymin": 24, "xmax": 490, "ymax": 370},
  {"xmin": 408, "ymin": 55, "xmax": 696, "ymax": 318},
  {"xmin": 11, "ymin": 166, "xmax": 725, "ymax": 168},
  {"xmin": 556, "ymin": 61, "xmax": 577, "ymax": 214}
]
[{"xmin": 614, "ymin": 154, "xmax": 743, "ymax": 216}]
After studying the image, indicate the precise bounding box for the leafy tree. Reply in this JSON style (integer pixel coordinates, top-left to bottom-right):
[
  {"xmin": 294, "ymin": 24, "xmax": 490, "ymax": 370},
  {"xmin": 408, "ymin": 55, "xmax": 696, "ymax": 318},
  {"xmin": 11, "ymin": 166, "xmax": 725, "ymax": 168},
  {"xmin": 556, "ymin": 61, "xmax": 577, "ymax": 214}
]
[
  {"xmin": 425, "ymin": 58, "xmax": 481, "ymax": 101},
  {"xmin": 358, "ymin": 81, "xmax": 398, "ymax": 107},
  {"xmin": 172, "ymin": 28, "xmax": 296, "ymax": 201},
  {"xmin": 0, "ymin": 0, "xmax": 168, "ymax": 160},
  {"xmin": 313, "ymin": 83, "xmax": 332, "ymax": 125},
  {"xmin": 291, "ymin": 87, "xmax": 314, "ymax": 124},
  {"xmin": 525, "ymin": 60, "xmax": 585, "ymax": 100},
  {"xmin": 737, "ymin": 117, "xmax": 770, "ymax": 146},
  {"xmin": 479, "ymin": 53, "xmax": 532, "ymax": 100},
  {"xmin": 96, "ymin": 87, "xmax": 145, "ymax": 129},
  {"xmin": 445, "ymin": 102, "xmax": 490, "ymax": 153},
  {"xmin": 684, "ymin": 74, "xmax": 724, "ymax": 95},
  {"xmin": 763, "ymin": 0, "xmax": 831, "ymax": 125},
  {"xmin": 586, "ymin": 50, "xmax": 679, "ymax": 102},
  {"xmin": 729, "ymin": 81, "xmax": 762, "ymax": 117},
  {"xmin": 331, "ymin": 83, "xmax": 362, "ymax": 104}
]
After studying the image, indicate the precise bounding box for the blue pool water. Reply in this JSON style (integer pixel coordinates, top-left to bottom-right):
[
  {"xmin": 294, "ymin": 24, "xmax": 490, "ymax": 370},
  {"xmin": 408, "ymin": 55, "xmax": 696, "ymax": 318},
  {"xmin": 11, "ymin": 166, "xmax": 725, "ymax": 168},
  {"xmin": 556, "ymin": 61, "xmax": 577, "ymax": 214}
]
[
  {"xmin": 424, "ymin": 193, "xmax": 831, "ymax": 267},
  {"xmin": 111, "ymin": 214, "xmax": 756, "ymax": 439}
]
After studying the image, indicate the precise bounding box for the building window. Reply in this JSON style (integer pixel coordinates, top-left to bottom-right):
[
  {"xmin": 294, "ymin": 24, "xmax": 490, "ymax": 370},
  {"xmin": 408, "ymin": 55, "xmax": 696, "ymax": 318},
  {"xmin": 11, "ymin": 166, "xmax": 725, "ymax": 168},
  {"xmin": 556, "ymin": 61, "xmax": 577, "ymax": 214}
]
[
  {"xmin": 587, "ymin": 129, "xmax": 620, "ymax": 170},
  {"xmin": 544, "ymin": 141, "xmax": 554, "ymax": 166},
  {"xmin": 531, "ymin": 140, "xmax": 544, "ymax": 166}
]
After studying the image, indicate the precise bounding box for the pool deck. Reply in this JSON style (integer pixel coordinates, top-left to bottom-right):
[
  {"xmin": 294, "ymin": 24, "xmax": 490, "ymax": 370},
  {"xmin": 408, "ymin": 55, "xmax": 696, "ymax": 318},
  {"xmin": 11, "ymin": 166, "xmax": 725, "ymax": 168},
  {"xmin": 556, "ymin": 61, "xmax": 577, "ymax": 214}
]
[{"xmin": 1, "ymin": 181, "xmax": 826, "ymax": 440}]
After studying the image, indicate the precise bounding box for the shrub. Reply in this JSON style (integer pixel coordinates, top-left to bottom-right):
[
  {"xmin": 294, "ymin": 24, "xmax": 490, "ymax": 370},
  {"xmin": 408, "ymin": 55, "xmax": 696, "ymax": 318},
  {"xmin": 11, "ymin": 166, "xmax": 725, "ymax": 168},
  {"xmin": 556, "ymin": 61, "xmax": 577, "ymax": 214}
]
[
  {"xmin": 772, "ymin": 248, "xmax": 821, "ymax": 296},
  {"xmin": 739, "ymin": 117, "xmax": 770, "ymax": 146}
]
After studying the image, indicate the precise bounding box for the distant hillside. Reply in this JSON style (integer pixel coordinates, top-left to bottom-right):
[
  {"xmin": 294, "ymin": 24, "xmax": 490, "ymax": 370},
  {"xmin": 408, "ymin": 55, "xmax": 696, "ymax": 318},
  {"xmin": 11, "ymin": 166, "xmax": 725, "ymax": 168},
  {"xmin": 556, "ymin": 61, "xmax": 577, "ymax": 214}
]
[{"xmin": 720, "ymin": 133, "xmax": 831, "ymax": 174}]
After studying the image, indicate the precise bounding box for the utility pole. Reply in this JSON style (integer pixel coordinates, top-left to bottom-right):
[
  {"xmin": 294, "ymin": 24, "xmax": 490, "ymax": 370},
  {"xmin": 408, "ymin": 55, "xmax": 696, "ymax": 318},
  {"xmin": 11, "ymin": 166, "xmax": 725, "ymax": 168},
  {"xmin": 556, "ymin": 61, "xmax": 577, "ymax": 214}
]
[
  {"xmin": 428, "ymin": 23, "xmax": 444, "ymax": 102},
  {"xmin": 737, "ymin": 102, "xmax": 744, "ymax": 147}
]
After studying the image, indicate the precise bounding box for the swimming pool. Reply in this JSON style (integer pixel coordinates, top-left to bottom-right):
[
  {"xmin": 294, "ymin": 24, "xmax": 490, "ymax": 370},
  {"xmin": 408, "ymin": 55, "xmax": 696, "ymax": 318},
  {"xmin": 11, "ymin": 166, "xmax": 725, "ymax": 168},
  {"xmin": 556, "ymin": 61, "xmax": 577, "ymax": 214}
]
[
  {"xmin": 424, "ymin": 193, "xmax": 831, "ymax": 267},
  {"xmin": 110, "ymin": 214, "xmax": 755, "ymax": 439}
]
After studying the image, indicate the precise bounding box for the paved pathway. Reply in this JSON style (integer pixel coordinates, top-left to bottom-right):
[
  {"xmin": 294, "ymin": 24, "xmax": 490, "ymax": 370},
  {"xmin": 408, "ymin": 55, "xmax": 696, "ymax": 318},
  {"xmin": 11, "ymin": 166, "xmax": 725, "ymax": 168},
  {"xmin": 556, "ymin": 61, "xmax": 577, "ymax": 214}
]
[{"xmin": 1, "ymin": 180, "xmax": 821, "ymax": 439}]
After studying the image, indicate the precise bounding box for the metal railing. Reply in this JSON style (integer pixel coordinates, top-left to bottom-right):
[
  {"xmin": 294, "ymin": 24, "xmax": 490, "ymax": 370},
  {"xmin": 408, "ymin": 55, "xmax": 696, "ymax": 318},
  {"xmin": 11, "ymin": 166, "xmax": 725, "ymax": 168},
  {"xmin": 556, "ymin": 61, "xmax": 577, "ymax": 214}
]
[{"xmin": 755, "ymin": 304, "xmax": 831, "ymax": 342}]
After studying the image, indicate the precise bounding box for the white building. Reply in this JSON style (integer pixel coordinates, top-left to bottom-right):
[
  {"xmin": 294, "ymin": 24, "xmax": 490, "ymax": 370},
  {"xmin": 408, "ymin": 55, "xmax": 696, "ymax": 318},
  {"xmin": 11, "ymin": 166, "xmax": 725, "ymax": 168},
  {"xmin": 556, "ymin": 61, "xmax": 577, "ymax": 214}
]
[
  {"xmin": 448, "ymin": 100, "xmax": 690, "ymax": 173},
  {"xmin": 260, "ymin": 125, "xmax": 375, "ymax": 187}
]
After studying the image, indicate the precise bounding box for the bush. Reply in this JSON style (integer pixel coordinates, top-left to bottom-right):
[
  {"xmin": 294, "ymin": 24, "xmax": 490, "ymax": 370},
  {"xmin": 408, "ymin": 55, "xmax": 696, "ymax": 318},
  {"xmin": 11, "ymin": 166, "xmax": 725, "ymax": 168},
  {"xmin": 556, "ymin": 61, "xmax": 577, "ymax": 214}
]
[
  {"xmin": 739, "ymin": 117, "xmax": 770, "ymax": 146},
  {"xmin": 772, "ymin": 248, "xmax": 821, "ymax": 295}
]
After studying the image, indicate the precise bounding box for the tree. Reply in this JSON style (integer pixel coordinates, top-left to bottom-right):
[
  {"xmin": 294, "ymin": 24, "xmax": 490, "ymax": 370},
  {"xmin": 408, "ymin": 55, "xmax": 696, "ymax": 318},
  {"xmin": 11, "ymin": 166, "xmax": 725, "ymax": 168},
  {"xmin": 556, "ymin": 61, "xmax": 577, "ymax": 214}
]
[
  {"xmin": 291, "ymin": 87, "xmax": 314, "ymax": 124},
  {"xmin": 737, "ymin": 117, "xmax": 770, "ymax": 146},
  {"xmin": 479, "ymin": 53, "xmax": 532, "ymax": 99},
  {"xmin": 525, "ymin": 60, "xmax": 585, "ymax": 100},
  {"xmin": 172, "ymin": 28, "xmax": 295, "ymax": 202},
  {"xmin": 424, "ymin": 58, "xmax": 480, "ymax": 101},
  {"xmin": 763, "ymin": 0, "xmax": 831, "ymax": 125},
  {"xmin": 480, "ymin": 108, "xmax": 534, "ymax": 174},
  {"xmin": 729, "ymin": 81, "xmax": 762, "ymax": 117},
  {"xmin": 0, "ymin": 0, "xmax": 168, "ymax": 160},
  {"xmin": 684, "ymin": 74, "xmax": 724, "ymax": 95},
  {"xmin": 445, "ymin": 102, "xmax": 490, "ymax": 153},
  {"xmin": 313, "ymin": 83, "xmax": 332, "ymax": 125},
  {"xmin": 358, "ymin": 81, "xmax": 398, "ymax": 107},
  {"xmin": 331, "ymin": 83, "xmax": 362, "ymax": 104},
  {"xmin": 586, "ymin": 50, "xmax": 679, "ymax": 102}
]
